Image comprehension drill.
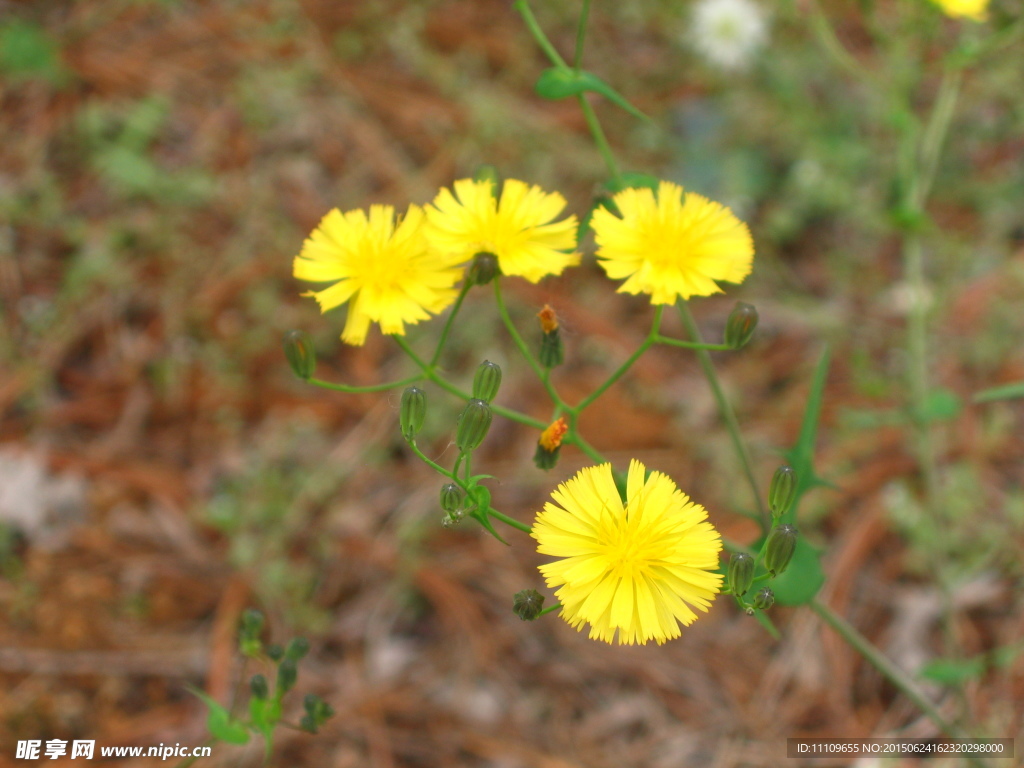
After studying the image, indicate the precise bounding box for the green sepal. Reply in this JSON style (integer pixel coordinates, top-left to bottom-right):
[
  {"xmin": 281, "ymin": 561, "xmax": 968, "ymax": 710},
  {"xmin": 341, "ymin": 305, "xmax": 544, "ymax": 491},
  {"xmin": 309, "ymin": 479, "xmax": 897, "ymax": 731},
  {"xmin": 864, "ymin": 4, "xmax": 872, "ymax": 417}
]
[
  {"xmin": 188, "ymin": 688, "xmax": 251, "ymax": 745},
  {"xmin": 534, "ymin": 67, "xmax": 649, "ymax": 121}
]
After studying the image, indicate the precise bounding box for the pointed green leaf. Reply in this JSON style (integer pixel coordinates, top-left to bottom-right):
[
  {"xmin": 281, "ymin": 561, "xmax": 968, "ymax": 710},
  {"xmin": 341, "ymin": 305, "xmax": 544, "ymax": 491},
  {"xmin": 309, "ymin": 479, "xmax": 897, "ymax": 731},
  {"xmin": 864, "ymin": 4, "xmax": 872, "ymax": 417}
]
[
  {"xmin": 919, "ymin": 656, "xmax": 987, "ymax": 685},
  {"xmin": 534, "ymin": 67, "xmax": 649, "ymax": 121},
  {"xmin": 751, "ymin": 607, "xmax": 781, "ymax": 639},
  {"xmin": 603, "ymin": 172, "xmax": 660, "ymax": 194},
  {"xmin": 781, "ymin": 347, "xmax": 831, "ymax": 523},
  {"xmin": 770, "ymin": 537, "xmax": 825, "ymax": 606},
  {"xmin": 189, "ymin": 688, "xmax": 251, "ymax": 745},
  {"xmin": 974, "ymin": 382, "xmax": 1024, "ymax": 403}
]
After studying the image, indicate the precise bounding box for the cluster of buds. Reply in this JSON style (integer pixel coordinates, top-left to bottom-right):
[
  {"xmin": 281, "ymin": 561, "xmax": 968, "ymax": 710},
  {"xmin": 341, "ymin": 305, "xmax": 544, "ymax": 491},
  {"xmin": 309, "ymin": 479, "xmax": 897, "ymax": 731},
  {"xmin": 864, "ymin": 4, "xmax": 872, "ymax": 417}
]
[{"xmin": 726, "ymin": 464, "xmax": 799, "ymax": 615}]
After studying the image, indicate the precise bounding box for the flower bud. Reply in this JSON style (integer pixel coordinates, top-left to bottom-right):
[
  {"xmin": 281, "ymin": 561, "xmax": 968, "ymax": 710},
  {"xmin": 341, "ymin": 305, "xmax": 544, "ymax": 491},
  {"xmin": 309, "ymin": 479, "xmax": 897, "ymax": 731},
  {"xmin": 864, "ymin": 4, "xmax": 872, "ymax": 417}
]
[
  {"xmin": 753, "ymin": 587, "xmax": 775, "ymax": 611},
  {"xmin": 537, "ymin": 305, "xmax": 563, "ymax": 369},
  {"xmin": 285, "ymin": 637, "xmax": 310, "ymax": 661},
  {"xmin": 277, "ymin": 658, "xmax": 298, "ymax": 694},
  {"xmin": 283, "ymin": 330, "xmax": 316, "ymax": 380},
  {"xmin": 400, "ymin": 386, "xmax": 427, "ymax": 441},
  {"xmin": 266, "ymin": 643, "xmax": 284, "ymax": 662},
  {"xmin": 763, "ymin": 524, "xmax": 798, "ymax": 577},
  {"xmin": 238, "ymin": 609, "xmax": 264, "ymax": 657},
  {"xmin": 249, "ymin": 674, "xmax": 268, "ymax": 700},
  {"xmin": 468, "ymin": 252, "xmax": 500, "ymax": 285},
  {"xmin": 769, "ymin": 465, "xmax": 797, "ymax": 519},
  {"xmin": 456, "ymin": 398, "xmax": 492, "ymax": 453},
  {"xmin": 472, "ymin": 360, "xmax": 502, "ymax": 402},
  {"xmin": 534, "ymin": 417, "xmax": 568, "ymax": 471},
  {"xmin": 727, "ymin": 552, "xmax": 754, "ymax": 597},
  {"xmin": 440, "ymin": 482, "xmax": 465, "ymax": 514},
  {"xmin": 724, "ymin": 302, "xmax": 758, "ymax": 349},
  {"xmin": 441, "ymin": 512, "xmax": 463, "ymax": 529},
  {"xmin": 513, "ymin": 589, "xmax": 545, "ymax": 621}
]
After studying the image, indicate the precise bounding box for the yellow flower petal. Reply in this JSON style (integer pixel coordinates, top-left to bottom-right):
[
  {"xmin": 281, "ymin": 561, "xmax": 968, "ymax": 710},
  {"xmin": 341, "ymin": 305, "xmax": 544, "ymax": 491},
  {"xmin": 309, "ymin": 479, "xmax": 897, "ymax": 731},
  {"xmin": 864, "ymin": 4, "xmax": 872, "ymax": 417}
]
[
  {"xmin": 292, "ymin": 204, "xmax": 466, "ymax": 346},
  {"xmin": 425, "ymin": 178, "xmax": 580, "ymax": 283},
  {"xmin": 532, "ymin": 461, "xmax": 723, "ymax": 645},
  {"xmin": 591, "ymin": 181, "xmax": 753, "ymax": 304},
  {"xmin": 931, "ymin": 0, "xmax": 988, "ymax": 20}
]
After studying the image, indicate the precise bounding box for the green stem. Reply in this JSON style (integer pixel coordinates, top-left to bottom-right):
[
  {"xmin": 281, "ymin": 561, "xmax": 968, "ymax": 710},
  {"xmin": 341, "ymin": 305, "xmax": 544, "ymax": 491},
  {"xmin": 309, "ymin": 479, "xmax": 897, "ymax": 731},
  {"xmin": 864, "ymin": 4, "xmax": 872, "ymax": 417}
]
[
  {"xmin": 654, "ymin": 335, "xmax": 732, "ymax": 351},
  {"xmin": 574, "ymin": 306, "xmax": 662, "ymax": 413},
  {"xmin": 810, "ymin": 599, "xmax": 988, "ymax": 768},
  {"xmin": 512, "ymin": 0, "xmax": 568, "ymax": 67},
  {"xmin": 393, "ymin": 336, "xmax": 547, "ymax": 430},
  {"xmin": 563, "ymin": 421, "xmax": 608, "ymax": 465},
  {"xmin": 430, "ymin": 280, "xmax": 472, "ymax": 367},
  {"xmin": 538, "ymin": 603, "xmax": 562, "ymax": 617},
  {"xmin": 307, "ymin": 374, "xmax": 421, "ymax": 394},
  {"xmin": 488, "ymin": 507, "xmax": 533, "ymax": 534},
  {"xmin": 578, "ymin": 95, "xmax": 622, "ymax": 185},
  {"xmin": 807, "ymin": 0, "xmax": 878, "ymax": 87},
  {"xmin": 572, "ymin": 0, "xmax": 592, "ymax": 70},
  {"xmin": 494, "ymin": 280, "xmax": 569, "ymax": 410},
  {"xmin": 678, "ymin": 302, "xmax": 769, "ymax": 530}
]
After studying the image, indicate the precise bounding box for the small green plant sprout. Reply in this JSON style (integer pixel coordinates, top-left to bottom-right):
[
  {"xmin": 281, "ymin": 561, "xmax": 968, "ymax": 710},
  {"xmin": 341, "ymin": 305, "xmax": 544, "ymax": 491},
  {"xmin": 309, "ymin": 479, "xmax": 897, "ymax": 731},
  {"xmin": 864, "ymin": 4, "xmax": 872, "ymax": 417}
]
[{"xmin": 188, "ymin": 609, "xmax": 332, "ymax": 762}]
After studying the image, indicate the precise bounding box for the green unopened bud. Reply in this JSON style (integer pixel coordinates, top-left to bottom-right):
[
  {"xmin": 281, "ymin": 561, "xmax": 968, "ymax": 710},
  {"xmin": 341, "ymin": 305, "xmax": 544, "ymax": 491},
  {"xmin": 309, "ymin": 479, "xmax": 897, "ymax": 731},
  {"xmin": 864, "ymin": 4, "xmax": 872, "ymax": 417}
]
[
  {"xmin": 753, "ymin": 587, "xmax": 775, "ymax": 611},
  {"xmin": 468, "ymin": 252, "xmax": 500, "ymax": 285},
  {"xmin": 302, "ymin": 694, "xmax": 334, "ymax": 732},
  {"xmin": 300, "ymin": 714, "xmax": 317, "ymax": 733},
  {"xmin": 512, "ymin": 589, "xmax": 545, "ymax": 621},
  {"xmin": 440, "ymin": 483, "xmax": 465, "ymax": 513},
  {"xmin": 769, "ymin": 465, "xmax": 797, "ymax": 519},
  {"xmin": 763, "ymin": 524, "xmax": 798, "ymax": 577},
  {"xmin": 724, "ymin": 302, "xmax": 758, "ymax": 349},
  {"xmin": 400, "ymin": 386, "xmax": 427, "ymax": 441},
  {"xmin": 727, "ymin": 552, "xmax": 755, "ymax": 597},
  {"xmin": 266, "ymin": 643, "xmax": 284, "ymax": 662},
  {"xmin": 239, "ymin": 609, "xmax": 264, "ymax": 657},
  {"xmin": 473, "ymin": 165, "xmax": 500, "ymax": 190},
  {"xmin": 249, "ymin": 674, "xmax": 269, "ymax": 700},
  {"xmin": 283, "ymin": 330, "xmax": 316, "ymax": 380},
  {"xmin": 285, "ymin": 637, "xmax": 310, "ymax": 661},
  {"xmin": 456, "ymin": 398, "xmax": 492, "ymax": 453},
  {"xmin": 472, "ymin": 360, "xmax": 502, "ymax": 402},
  {"xmin": 277, "ymin": 658, "xmax": 298, "ymax": 694},
  {"xmin": 537, "ymin": 305, "xmax": 563, "ymax": 368}
]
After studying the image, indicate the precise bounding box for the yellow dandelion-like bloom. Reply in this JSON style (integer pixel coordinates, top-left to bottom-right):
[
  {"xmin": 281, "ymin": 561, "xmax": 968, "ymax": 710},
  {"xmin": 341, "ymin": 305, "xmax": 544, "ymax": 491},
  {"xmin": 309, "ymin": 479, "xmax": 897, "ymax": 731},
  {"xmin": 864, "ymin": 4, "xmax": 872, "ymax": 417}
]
[
  {"xmin": 931, "ymin": 0, "xmax": 988, "ymax": 20},
  {"xmin": 293, "ymin": 204, "xmax": 466, "ymax": 346},
  {"xmin": 532, "ymin": 460, "xmax": 723, "ymax": 645},
  {"xmin": 591, "ymin": 181, "xmax": 754, "ymax": 304},
  {"xmin": 425, "ymin": 178, "xmax": 580, "ymax": 282}
]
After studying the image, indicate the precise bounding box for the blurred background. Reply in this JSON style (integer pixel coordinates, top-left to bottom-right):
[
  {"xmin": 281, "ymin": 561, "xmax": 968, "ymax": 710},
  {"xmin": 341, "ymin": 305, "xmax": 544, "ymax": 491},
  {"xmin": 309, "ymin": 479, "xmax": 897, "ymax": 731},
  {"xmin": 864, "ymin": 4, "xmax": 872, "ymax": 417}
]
[{"xmin": 1, "ymin": 0, "xmax": 1023, "ymax": 765}]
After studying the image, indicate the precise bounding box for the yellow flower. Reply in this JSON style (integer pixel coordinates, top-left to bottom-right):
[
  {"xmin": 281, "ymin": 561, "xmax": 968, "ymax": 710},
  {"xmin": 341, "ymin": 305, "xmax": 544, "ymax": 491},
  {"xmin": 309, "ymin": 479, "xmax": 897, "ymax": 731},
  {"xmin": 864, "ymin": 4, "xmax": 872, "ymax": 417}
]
[
  {"xmin": 931, "ymin": 0, "xmax": 988, "ymax": 20},
  {"xmin": 532, "ymin": 460, "xmax": 723, "ymax": 645},
  {"xmin": 591, "ymin": 181, "xmax": 753, "ymax": 304},
  {"xmin": 425, "ymin": 178, "xmax": 580, "ymax": 282},
  {"xmin": 293, "ymin": 204, "xmax": 465, "ymax": 346}
]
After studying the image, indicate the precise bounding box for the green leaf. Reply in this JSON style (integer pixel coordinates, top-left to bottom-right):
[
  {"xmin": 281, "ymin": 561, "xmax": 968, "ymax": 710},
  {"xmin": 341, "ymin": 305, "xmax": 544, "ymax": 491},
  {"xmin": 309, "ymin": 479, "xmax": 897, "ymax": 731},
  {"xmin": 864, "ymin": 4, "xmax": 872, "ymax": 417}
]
[
  {"xmin": 0, "ymin": 20, "xmax": 69, "ymax": 85},
  {"xmin": 770, "ymin": 537, "xmax": 825, "ymax": 606},
  {"xmin": 919, "ymin": 657, "xmax": 986, "ymax": 685},
  {"xmin": 534, "ymin": 67, "xmax": 649, "ymax": 121},
  {"xmin": 973, "ymin": 382, "xmax": 1024, "ymax": 403},
  {"xmin": 781, "ymin": 347, "xmax": 832, "ymax": 523},
  {"xmin": 189, "ymin": 688, "xmax": 251, "ymax": 745},
  {"xmin": 912, "ymin": 388, "xmax": 962, "ymax": 423}
]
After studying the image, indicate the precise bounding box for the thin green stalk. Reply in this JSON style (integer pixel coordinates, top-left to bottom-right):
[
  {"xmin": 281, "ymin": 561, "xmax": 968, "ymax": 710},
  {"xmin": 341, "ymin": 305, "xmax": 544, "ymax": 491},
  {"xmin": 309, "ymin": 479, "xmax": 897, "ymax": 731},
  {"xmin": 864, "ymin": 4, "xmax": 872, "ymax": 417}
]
[
  {"xmin": 810, "ymin": 599, "xmax": 989, "ymax": 768},
  {"xmin": 807, "ymin": 0, "xmax": 878, "ymax": 87},
  {"xmin": 394, "ymin": 336, "xmax": 548, "ymax": 430},
  {"xmin": 574, "ymin": 306, "xmax": 663, "ymax": 413},
  {"xmin": 578, "ymin": 96, "xmax": 622, "ymax": 185},
  {"xmin": 430, "ymin": 281, "xmax": 472, "ymax": 367},
  {"xmin": 488, "ymin": 507, "xmax": 533, "ymax": 534},
  {"xmin": 654, "ymin": 335, "xmax": 732, "ymax": 351},
  {"xmin": 308, "ymin": 374, "xmax": 421, "ymax": 394},
  {"xmin": 573, "ymin": 0, "xmax": 592, "ymax": 70},
  {"xmin": 494, "ymin": 280, "xmax": 569, "ymax": 410},
  {"xmin": 538, "ymin": 603, "xmax": 562, "ymax": 617},
  {"xmin": 678, "ymin": 302, "xmax": 769, "ymax": 529},
  {"xmin": 563, "ymin": 420, "xmax": 608, "ymax": 465},
  {"xmin": 512, "ymin": 0, "xmax": 568, "ymax": 68}
]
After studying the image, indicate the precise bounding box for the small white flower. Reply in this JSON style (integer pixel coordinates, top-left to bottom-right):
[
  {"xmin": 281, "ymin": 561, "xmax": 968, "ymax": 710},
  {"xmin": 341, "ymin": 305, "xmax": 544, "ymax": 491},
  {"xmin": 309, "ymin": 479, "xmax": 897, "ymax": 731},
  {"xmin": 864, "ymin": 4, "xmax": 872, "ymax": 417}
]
[{"xmin": 689, "ymin": 0, "xmax": 769, "ymax": 72}]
